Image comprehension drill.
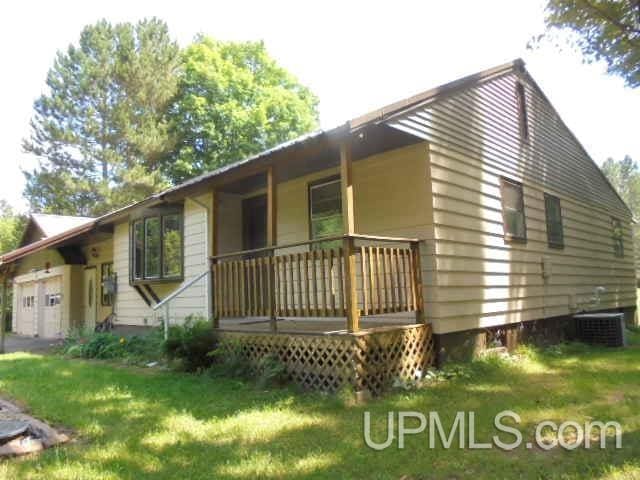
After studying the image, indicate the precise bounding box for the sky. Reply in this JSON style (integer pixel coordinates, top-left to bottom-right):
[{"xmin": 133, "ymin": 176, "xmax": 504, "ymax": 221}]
[{"xmin": 1, "ymin": 0, "xmax": 639, "ymax": 212}]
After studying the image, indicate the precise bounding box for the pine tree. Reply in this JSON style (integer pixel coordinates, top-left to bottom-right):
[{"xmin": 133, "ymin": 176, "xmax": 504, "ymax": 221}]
[{"xmin": 23, "ymin": 18, "xmax": 180, "ymax": 216}]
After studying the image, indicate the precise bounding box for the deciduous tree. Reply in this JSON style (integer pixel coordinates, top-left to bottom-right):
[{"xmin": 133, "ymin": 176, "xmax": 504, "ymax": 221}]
[
  {"xmin": 167, "ymin": 37, "xmax": 319, "ymax": 183},
  {"xmin": 537, "ymin": 0, "xmax": 640, "ymax": 87}
]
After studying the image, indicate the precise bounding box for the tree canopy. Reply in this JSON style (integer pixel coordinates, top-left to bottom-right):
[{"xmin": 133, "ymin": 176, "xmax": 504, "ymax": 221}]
[
  {"xmin": 23, "ymin": 18, "xmax": 181, "ymax": 216},
  {"xmin": 0, "ymin": 201, "xmax": 26, "ymax": 256},
  {"xmin": 539, "ymin": 0, "xmax": 640, "ymax": 88},
  {"xmin": 601, "ymin": 155, "xmax": 640, "ymax": 254},
  {"xmin": 23, "ymin": 21, "xmax": 319, "ymax": 215},
  {"xmin": 165, "ymin": 36, "xmax": 319, "ymax": 183}
]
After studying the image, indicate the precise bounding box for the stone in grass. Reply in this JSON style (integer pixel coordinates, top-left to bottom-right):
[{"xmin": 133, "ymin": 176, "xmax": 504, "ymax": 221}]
[
  {"xmin": 0, "ymin": 398, "xmax": 70, "ymax": 458},
  {"xmin": 0, "ymin": 435, "xmax": 45, "ymax": 457}
]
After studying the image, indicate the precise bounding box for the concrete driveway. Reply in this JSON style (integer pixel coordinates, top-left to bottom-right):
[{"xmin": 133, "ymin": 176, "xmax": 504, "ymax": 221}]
[{"xmin": 1, "ymin": 335, "xmax": 63, "ymax": 354}]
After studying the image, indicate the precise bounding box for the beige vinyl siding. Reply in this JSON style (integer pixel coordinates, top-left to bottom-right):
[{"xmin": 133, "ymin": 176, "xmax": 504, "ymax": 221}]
[
  {"xmin": 164, "ymin": 194, "xmax": 212, "ymax": 322},
  {"xmin": 14, "ymin": 249, "xmax": 65, "ymax": 277},
  {"xmin": 387, "ymin": 71, "xmax": 635, "ymax": 334},
  {"xmin": 113, "ymin": 193, "xmax": 211, "ymax": 326}
]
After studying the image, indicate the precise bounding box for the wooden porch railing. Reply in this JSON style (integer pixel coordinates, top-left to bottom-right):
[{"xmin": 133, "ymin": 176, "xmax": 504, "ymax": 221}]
[{"xmin": 210, "ymin": 234, "xmax": 423, "ymax": 326}]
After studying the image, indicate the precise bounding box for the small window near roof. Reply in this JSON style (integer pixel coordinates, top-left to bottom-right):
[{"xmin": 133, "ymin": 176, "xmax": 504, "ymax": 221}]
[
  {"xmin": 500, "ymin": 178, "xmax": 527, "ymax": 242},
  {"xmin": 611, "ymin": 217, "xmax": 624, "ymax": 257},
  {"xmin": 516, "ymin": 82, "xmax": 529, "ymax": 142},
  {"xmin": 544, "ymin": 194, "xmax": 564, "ymax": 248}
]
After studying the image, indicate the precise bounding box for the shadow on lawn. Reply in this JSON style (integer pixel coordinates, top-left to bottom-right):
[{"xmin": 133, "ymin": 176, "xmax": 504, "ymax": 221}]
[{"xmin": 0, "ymin": 346, "xmax": 639, "ymax": 479}]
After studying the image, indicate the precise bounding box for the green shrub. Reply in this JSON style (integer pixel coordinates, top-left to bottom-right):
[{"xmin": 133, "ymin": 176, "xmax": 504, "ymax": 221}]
[
  {"xmin": 255, "ymin": 353, "xmax": 288, "ymax": 388},
  {"xmin": 82, "ymin": 333, "xmax": 123, "ymax": 359},
  {"xmin": 208, "ymin": 340, "xmax": 288, "ymax": 388},
  {"xmin": 208, "ymin": 341, "xmax": 253, "ymax": 379},
  {"xmin": 62, "ymin": 327, "xmax": 164, "ymax": 362},
  {"xmin": 163, "ymin": 316, "xmax": 218, "ymax": 372}
]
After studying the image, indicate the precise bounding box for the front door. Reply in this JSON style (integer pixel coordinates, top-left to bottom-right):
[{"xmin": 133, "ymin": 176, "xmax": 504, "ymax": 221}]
[
  {"xmin": 83, "ymin": 268, "xmax": 97, "ymax": 330},
  {"xmin": 242, "ymin": 194, "xmax": 267, "ymax": 251}
]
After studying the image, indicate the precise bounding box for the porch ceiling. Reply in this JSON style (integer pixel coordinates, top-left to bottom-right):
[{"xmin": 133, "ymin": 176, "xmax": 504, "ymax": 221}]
[{"xmin": 214, "ymin": 124, "xmax": 418, "ymax": 195}]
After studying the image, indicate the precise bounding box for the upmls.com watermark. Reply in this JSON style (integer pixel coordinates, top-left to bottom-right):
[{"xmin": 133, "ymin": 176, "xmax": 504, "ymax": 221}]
[{"xmin": 363, "ymin": 410, "xmax": 622, "ymax": 451}]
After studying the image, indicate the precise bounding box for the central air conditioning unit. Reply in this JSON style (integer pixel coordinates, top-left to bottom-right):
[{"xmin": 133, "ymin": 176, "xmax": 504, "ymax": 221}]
[{"xmin": 573, "ymin": 313, "xmax": 626, "ymax": 347}]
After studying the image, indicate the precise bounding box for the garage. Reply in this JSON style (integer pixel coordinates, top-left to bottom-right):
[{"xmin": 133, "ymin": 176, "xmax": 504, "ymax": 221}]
[
  {"xmin": 12, "ymin": 265, "xmax": 80, "ymax": 338},
  {"xmin": 15, "ymin": 276, "xmax": 63, "ymax": 338}
]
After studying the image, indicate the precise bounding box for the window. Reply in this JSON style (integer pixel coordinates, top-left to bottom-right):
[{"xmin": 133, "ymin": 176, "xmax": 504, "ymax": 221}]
[
  {"xmin": 101, "ymin": 263, "xmax": 114, "ymax": 306},
  {"xmin": 131, "ymin": 210, "xmax": 183, "ymax": 282},
  {"xmin": 133, "ymin": 221, "xmax": 144, "ymax": 281},
  {"xmin": 500, "ymin": 178, "xmax": 527, "ymax": 242},
  {"xmin": 612, "ymin": 217, "xmax": 624, "ymax": 257},
  {"xmin": 516, "ymin": 82, "xmax": 529, "ymax": 142},
  {"xmin": 162, "ymin": 215, "xmax": 182, "ymax": 277},
  {"xmin": 144, "ymin": 217, "xmax": 161, "ymax": 278},
  {"xmin": 309, "ymin": 177, "xmax": 342, "ymax": 249},
  {"xmin": 544, "ymin": 194, "xmax": 564, "ymax": 248},
  {"xmin": 45, "ymin": 294, "xmax": 61, "ymax": 307}
]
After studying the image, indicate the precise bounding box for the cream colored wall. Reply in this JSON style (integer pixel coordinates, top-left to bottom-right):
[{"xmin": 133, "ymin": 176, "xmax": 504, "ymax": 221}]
[
  {"xmin": 384, "ymin": 70, "xmax": 636, "ymax": 335},
  {"xmin": 112, "ymin": 193, "xmax": 212, "ymax": 326},
  {"xmin": 14, "ymin": 249, "xmax": 65, "ymax": 277},
  {"xmin": 427, "ymin": 143, "xmax": 636, "ymax": 334}
]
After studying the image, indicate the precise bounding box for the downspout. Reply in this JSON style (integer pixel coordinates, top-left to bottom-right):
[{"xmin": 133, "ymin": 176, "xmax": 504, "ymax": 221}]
[{"xmin": 187, "ymin": 196, "xmax": 213, "ymax": 321}]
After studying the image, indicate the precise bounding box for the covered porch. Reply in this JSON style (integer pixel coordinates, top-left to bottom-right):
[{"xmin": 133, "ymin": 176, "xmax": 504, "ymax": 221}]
[
  {"xmin": 207, "ymin": 130, "xmax": 427, "ymax": 334},
  {"xmin": 200, "ymin": 131, "xmax": 434, "ymax": 393}
]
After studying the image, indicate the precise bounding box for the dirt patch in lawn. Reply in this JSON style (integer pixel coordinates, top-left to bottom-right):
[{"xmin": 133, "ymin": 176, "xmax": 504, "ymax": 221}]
[{"xmin": 0, "ymin": 398, "xmax": 70, "ymax": 459}]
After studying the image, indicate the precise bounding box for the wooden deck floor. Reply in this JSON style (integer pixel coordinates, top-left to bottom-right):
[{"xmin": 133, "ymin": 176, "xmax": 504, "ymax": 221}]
[{"xmin": 217, "ymin": 314, "xmax": 415, "ymax": 334}]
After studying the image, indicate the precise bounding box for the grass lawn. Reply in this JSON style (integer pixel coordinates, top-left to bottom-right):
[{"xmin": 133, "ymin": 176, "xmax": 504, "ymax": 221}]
[{"xmin": 0, "ymin": 333, "xmax": 639, "ymax": 479}]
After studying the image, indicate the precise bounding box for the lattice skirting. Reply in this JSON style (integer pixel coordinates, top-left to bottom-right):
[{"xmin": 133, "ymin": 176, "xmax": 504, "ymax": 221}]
[{"xmin": 216, "ymin": 324, "xmax": 434, "ymax": 395}]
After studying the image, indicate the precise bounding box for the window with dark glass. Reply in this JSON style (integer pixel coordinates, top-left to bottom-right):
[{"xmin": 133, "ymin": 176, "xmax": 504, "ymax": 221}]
[
  {"xmin": 101, "ymin": 262, "xmax": 114, "ymax": 306},
  {"xmin": 516, "ymin": 82, "xmax": 529, "ymax": 142},
  {"xmin": 309, "ymin": 178, "xmax": 342, "ymax": 249},
  {"xmin": 544, "ymin": 194, "xmax": 564, "ymax": 248},
  {"xmin": 500, "ymin": 178, "xmax": 527, "ymax": 242},
  {"xmin": 131, "ymin": 211, "xmax": 183, "ymax": 282},
  {"xmin": 612, "ymin": 217, "xmax": 624, "ymax": 257},
  {"xmin": 144, "ymin": 217, "xmax": 161, "ymax": 278},
  {"xmin": 133, "ymin": 220, "xmax": 144, "ymax": 280},
  {"xmin": 162, "ymin": 214, "xmax": 182, "ymax": 277}
]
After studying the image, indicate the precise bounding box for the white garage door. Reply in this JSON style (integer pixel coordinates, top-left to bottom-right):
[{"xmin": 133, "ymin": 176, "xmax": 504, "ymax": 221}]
[
  {"xmin": 16, "ymin": 283, "xmax": 36, "ymax": 336},
  {"xmin": 40, "ymin": 277, "xmax": 62, "ymax": 338}
]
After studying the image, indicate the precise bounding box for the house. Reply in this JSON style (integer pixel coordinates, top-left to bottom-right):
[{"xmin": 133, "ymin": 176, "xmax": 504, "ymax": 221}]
[{"xmin": 0, "ymin": 59, "xmax": 636, "ymax": 392}]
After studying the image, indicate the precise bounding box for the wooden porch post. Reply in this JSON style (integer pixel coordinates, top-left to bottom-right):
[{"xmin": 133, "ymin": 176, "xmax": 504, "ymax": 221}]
[
  {"xmin": 340, "ymin": 141, "xmax": 359, "ymax": 332},
  {"xmin": 267, "ymin": 166, "xmax": 278, "ymax": 332},
  {"xmin": 211, "ymin": 188, "xmax": 220, "ymax": 329},
  {"xmin": 410, "ymin": 241, "xmax": 425, "ymax": 324}
]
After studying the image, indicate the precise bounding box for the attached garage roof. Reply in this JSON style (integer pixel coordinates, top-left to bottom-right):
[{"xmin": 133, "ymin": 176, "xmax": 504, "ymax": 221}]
[
  {"xmin": 1, "ymin": 220, "xmax": 97, "ymax": 266},
  {"xmin": 30, "ymin": 214, "xmax": 94, "ymax": 239}
]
